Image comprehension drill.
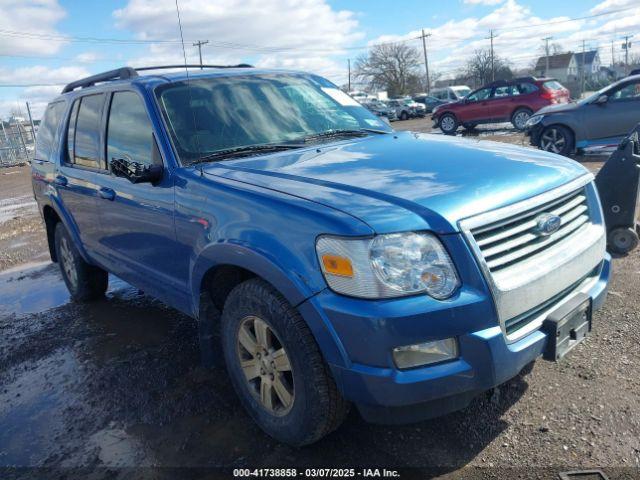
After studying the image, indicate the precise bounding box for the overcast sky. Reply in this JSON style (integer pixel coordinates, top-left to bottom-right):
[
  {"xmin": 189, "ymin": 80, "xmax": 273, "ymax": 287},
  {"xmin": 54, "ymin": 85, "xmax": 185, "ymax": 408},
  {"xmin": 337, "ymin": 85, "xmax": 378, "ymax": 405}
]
[{"xmin": 0, "ymin": 0, "xmax": 638, "ymax": 119}]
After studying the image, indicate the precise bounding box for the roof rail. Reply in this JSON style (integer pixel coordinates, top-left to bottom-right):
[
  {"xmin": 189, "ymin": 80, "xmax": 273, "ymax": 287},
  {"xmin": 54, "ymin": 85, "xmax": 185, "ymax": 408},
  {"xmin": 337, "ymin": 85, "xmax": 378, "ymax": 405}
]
[
  {"xmin": 61, "ymin": 67, "xmax": 138, "ymax": 94},
  {"xmin": 135, "ymin": 64, "xmax": 253, "ymax": 72}
]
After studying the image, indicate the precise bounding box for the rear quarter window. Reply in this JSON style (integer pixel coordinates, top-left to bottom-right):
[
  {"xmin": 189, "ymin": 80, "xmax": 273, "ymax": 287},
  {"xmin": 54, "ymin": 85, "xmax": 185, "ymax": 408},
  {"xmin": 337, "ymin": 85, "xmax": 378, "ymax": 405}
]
[{"xmin": 35, "ymin": 101, "xmax": 66, "ymax": 162}]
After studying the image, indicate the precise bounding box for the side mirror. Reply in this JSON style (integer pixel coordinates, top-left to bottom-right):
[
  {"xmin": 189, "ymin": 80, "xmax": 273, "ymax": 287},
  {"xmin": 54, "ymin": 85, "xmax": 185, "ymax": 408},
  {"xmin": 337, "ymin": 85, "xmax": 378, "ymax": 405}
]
[
  {"xmin": 595, "ymin": 94, "xmax": 608, "ymax": 105},
  {"xmin": 111, "ymin": 157, "xmax": 163, "ymax": 185}
]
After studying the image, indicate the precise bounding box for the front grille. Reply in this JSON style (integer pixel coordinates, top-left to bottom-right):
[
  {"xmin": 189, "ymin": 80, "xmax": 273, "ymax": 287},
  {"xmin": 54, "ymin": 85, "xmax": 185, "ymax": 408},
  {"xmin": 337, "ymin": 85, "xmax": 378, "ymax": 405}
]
[{"xmin": 470, "ymin": 187, "xmax": 590, "ymax": 273}]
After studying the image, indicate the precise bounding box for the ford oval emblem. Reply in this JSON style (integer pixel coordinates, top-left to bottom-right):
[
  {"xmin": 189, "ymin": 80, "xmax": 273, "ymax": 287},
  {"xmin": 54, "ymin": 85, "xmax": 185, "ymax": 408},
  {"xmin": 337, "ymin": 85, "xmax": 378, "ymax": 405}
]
[{"xmin": 535, "ymin": 213, "xmax": 561, "ymax": 236}]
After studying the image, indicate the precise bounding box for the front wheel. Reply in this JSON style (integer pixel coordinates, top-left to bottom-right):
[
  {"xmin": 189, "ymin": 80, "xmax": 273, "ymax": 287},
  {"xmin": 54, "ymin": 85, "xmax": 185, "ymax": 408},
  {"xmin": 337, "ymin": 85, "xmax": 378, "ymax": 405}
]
[
  {"xmin": 399, "ymin": 110, "xmax": 409, "ymax": 121},
  {"xmin": 221, "ymin": 278, "xmax": 349, "ymax": 446},
  {"xmin": 54, "ymin": 222, "xmax": 108, "ymax": 301},
  {"xmin": 439, "ymin": 113, "xmax": 458, "ymax": 135},
  {"xmin": 539, "ymin": 125, "xmax": 573, "ymax": 156}
]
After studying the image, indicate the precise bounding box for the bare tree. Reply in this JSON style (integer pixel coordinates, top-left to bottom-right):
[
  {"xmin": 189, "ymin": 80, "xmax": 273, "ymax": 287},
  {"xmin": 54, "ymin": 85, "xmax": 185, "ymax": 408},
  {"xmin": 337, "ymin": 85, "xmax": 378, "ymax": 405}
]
[
  {"xmin": 464, "ymin": 49, "xmax": 512, "ymax": 87},
  {"xmin": 355, "ymin": 43, "xmax": 422, "ymax": 96}
]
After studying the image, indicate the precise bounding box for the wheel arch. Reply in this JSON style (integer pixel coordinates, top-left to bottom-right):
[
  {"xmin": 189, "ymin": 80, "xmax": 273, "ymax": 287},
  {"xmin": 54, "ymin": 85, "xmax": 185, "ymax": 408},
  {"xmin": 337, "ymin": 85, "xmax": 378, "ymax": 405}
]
[
  {"xmin": 41, "ymin": 197, "xmax": 92, "ymax": 264},
  {"xmin": 192, "ymin": 243, "xmax": 349, "ymax": 369}
]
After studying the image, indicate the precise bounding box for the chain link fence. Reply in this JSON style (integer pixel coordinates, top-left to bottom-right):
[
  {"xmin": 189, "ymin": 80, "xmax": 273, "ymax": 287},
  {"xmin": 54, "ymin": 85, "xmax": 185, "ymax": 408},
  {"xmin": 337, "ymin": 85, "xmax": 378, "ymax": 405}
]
[{"xmin": 0, "ymin": 122, "xmax": 35, "ymax": 168}]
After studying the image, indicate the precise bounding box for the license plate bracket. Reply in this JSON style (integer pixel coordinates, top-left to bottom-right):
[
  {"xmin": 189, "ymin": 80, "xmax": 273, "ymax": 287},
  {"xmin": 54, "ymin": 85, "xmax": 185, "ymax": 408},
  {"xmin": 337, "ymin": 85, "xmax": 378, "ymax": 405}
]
[{"xmin": 542, "ymin": 293, "xmax": 592, "ymax": 362}]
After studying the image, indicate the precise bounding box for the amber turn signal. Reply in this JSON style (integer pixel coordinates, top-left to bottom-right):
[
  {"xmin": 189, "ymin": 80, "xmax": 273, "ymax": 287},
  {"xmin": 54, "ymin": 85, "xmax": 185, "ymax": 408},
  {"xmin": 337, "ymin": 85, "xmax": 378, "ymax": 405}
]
[{"xmin": 321, "ymin": 254, "xmax": 354, "ymax": 277}]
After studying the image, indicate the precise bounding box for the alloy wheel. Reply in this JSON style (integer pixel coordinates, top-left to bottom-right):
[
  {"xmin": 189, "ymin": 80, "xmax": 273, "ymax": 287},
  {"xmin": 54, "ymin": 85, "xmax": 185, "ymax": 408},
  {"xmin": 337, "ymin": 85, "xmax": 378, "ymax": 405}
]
[
  {"xmin": 513, "ymin": 111, "xmax": 530, "ymax": 130},
  {"xmin": 236, "ymin": 315, "xmax": 294, "ymax": 416},
  {"xmin": 540, "ymin": 128, "xmax": 566, "ymax": 154},
  {"xmin": 59, "ymin": 237, "xmax": 78, "ymax": 289},
  {"xmin": 440, "ymin": 115, "xmax": 455, "ymax": 133}
]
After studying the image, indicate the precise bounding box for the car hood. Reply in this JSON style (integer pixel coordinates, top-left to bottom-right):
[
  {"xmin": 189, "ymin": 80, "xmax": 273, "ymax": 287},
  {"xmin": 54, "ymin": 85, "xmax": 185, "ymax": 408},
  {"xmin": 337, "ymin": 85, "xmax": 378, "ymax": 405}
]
[
  {"xmin": 535, "ymin": 101, "xmax": 581, "ymax": 115},
  {"xmin": 204, "ymin": 131, "xmax": 590, "ymax": 234}
]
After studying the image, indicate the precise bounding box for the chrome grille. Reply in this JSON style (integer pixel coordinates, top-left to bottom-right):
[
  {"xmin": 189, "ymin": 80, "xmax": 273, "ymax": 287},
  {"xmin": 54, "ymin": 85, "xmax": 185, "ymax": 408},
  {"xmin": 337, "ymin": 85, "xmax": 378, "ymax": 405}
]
[{"xmin": 470, "ymin": 188, "xmax": 590, "ymax": 272}]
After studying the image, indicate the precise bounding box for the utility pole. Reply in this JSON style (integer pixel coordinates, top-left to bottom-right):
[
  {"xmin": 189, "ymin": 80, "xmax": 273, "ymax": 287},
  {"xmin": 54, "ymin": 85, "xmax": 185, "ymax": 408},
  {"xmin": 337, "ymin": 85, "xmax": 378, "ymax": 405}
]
[
  {"xmin": 420, "ymin": 29, "xmax": 432, "ymax": 93},
  {"xmin": 192, "ymin": 40, "xmax": 209, "ymax": 69},
  {"xmin": 581, "ymin": 40, "xmax": 586, "ymax": 98},
  {"xmin": 347, "ymin": 59, "xmax": 351, "ymax": 92},
  {"xmin": 486, "ymin": 29, "xmax": 496, "ymax": 82},
  {"xmin": 25, "ymin": 102, "xmax": 35, "ymax": 143},
  {"xmin": 542, "ymin": 36, "xmax": 553, "ymax": 77},
  {"xmin": 623, "ymin": 35, "xmax": 633, "ymax": 74},
  {"xmin": 611, "ymin": 39, "xmax": 615, "ymax": 67}
]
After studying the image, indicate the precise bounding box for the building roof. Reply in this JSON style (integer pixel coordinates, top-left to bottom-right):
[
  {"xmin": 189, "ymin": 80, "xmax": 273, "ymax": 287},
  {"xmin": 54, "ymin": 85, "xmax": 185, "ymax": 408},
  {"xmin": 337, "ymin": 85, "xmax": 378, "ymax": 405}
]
[
  {"xmin": 575, "ymin": 50, "xmax": 599, "ymax": 67},
  {"xmin": 535, "ymin": 52, "xmax": 574, "ymax": 71}
]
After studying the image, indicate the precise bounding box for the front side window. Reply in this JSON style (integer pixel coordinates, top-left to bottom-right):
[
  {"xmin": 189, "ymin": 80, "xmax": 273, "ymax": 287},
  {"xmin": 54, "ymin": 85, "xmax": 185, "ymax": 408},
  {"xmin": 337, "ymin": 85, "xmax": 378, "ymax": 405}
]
[
  {"xmin": 36, "ymin": 101, "xmax": 66, "ymax": 162},
  {"xmin": 467, "ymin": 88, "xmax": 492, "ymax": 102},
  {"xmin": 72, "ymin": 93, "xmax": 104, "ymax": 168},
  {"xmin": 155, "ymin": 73, "xmax": 391, "ymax": 165},
  {"xmin": 609, "ymin": 80, "xmax": 640, "ymax": 102},
  {"xmin": 107, "ymin": 91, "xmax": 158, "ymax": 168}
]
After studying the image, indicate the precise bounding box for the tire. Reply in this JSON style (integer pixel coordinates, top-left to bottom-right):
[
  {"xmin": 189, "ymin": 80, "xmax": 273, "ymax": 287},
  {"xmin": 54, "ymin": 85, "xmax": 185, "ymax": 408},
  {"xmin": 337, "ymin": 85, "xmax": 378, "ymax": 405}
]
[
  {"xmin": 399, "ymin": 110, "xmax": 409, "ymax": 121},
  {"xmin": 54, "ymin": 222, "xmax": 108, "ymax": 301},
  {"xmin": 439, "ymin": 113, "xmax": 458, "ymax": 135},
  {"xmin": 221, "ymin": 278, "xmax": 349, "ymax": 446},
  {"xmin": 511, "ymin": 108, "xmax": 533, "ymax": 131},
  {"xmin": 608, "ymin": 227, "xmax": 639, "ymax": 254},
  {"xmin": 539, "ymin": 125, "xmax": 573, "ymax": 156}
]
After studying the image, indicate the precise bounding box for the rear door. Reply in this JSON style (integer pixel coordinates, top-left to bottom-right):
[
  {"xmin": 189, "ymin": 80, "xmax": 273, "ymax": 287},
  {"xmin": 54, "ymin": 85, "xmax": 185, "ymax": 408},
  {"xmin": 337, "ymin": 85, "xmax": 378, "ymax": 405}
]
[
  {"xmin": 490, "ymin": 85, "xmax": 517, "ymax": 121},
  {"xmin": 459, "ymin": 86, "xmax": 493, "ymax": 123},
  {"xmin": 583, "ymin": 78, "xmax": 640, "ymax": 142},
  {"xmin": 56, "ymin": 93, "xmax": 105, "ymax": 251},
  {"xmin": 93, "ymin": 89, "xmax": 181, "ymax": 297},
  {"xmin": 32, "ymin": 101, "xmax": 66, "ymax": 199}
]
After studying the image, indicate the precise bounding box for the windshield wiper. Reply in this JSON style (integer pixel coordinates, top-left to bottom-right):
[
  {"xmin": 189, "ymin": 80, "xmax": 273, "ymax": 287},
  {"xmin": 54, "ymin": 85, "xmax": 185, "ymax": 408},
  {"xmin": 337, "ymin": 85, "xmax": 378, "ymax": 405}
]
[
  {"xmin": 194, "ymin": 144, "xmax": 302, "ymax": 163},
  {"xmin": 296, "ymin": 128, "xmax": 389, "ymax": 144}
]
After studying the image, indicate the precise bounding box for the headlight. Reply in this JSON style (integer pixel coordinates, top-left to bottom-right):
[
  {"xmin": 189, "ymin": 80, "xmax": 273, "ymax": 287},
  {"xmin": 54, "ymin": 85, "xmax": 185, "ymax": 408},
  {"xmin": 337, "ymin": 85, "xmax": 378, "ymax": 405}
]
[
  {"xmin": 524, "ymin": 115, "xmax": 544, "ymax": 127},
  {"xmin": 316, "ymin": 232, "xmax": 460, "ymax": 299}
]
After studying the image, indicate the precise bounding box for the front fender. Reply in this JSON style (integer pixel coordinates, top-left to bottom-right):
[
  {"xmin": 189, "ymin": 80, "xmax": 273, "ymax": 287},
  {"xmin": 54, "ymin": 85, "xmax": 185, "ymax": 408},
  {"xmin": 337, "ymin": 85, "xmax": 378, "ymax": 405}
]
[{"xmin": 190, "ymin": 242, "xmax": 350, "ymax": 368}]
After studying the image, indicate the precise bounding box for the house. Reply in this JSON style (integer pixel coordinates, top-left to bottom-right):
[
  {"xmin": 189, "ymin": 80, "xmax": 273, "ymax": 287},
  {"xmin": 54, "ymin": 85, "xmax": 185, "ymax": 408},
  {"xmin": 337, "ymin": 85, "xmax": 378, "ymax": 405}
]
[
  {"xmin": 575, "ymin": 50, "xmax": 602, "ymax": 80},
  {"xmin": 534, "ymin": 52, "xmax": 578, "ymax": 82}
]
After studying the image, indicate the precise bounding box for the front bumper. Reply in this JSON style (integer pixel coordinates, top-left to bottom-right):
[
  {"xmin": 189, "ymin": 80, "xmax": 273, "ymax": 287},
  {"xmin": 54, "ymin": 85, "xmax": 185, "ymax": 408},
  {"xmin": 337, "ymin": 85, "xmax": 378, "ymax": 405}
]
[
  {"xmin": 525, "ymin": 123, "xmax": 544, "ymax": 146},
  {"xmin": 300, "ymin": 254, "xmax": 611, "ymax": 424}
]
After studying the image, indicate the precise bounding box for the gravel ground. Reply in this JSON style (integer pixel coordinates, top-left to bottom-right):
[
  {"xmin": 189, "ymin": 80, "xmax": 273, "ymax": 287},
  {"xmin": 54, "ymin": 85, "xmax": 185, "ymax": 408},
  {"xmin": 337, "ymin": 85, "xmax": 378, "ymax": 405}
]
[{"xmin": 0, "ymin": 121, "xmax": 638, "ymax": 479}]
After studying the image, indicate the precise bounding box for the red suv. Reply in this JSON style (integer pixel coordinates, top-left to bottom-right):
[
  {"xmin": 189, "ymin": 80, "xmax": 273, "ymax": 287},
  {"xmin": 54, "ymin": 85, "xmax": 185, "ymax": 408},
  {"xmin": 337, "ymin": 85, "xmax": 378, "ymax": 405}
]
[{"xmin": 432, "ymin": 77, "xmax": 570, "ymax": 134}]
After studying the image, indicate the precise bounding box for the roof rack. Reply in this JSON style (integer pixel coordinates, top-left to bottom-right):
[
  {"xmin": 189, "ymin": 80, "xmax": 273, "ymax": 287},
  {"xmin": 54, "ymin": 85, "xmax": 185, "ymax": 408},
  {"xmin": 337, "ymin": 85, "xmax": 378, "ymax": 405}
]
[
  {"xmin": 135, "ymin": 64, "xmax": 253, "ymax": 72},
  {"xmin": 61, "ymin": 67, "xmax": 138, "ymax": 93}
]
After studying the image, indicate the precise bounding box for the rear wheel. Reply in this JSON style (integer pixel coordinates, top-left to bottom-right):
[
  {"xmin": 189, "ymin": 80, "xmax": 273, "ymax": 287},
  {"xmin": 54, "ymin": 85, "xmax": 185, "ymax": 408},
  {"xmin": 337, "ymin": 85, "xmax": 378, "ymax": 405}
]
[
  {"xmin": 511, "ymin": 108, "xmax": 533, "ymax": 130},
  {"xmin": 539, "ymin": 125, "xmax": 573, "ymax": 156},
  {"xmin": 439, "ymin": 113, "xmax": 458, "ymax": 135},
  {"xmin": 399, "ymin": 110, "xmax": 409, "ymax": 121},
  {"xmin": 221, "ymin": 278, "xmax": 349, "ymax": 446},
  {"xmin": 54, "ymin": 222, "xmax": 108, "ymax": 301}
]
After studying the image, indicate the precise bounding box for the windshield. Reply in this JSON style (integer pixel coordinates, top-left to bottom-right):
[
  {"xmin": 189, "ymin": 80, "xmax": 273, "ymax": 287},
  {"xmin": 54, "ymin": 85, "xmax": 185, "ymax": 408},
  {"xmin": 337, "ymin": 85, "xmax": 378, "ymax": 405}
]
[
  {"xmin": 452, "ymin": 87, "xmax": 471, "ymax": 99},
  {"xmin": 155, "ymin": 73, "xmax": 392, "ymax": 165}
]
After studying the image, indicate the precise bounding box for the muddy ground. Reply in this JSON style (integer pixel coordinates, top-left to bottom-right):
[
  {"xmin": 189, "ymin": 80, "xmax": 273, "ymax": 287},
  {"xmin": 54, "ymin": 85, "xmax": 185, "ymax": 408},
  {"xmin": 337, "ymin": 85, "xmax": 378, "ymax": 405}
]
[{"xmin": 0, "ymin": 121, "xmax": 638, "ymax": 479}]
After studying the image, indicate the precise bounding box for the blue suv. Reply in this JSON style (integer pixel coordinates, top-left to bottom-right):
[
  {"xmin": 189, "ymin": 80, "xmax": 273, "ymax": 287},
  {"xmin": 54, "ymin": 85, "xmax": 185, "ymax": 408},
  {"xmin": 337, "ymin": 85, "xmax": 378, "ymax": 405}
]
[{"xmin": 32, "ymin": 66, "xmax": 611, "ymax": 445}]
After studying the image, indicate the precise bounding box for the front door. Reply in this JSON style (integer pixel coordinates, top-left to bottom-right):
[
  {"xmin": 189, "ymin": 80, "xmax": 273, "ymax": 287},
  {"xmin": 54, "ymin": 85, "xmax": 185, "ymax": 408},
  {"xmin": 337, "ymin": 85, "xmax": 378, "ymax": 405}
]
[
  {"xmin": 459, "ymin": 86, "xmax": 493, "ymax": 123},
  {"xmin": 583, "ymin": 78, "xmax": 640, "ymax": 143},
  {"xmin": 93, "ymin": 90, "xmax": 182, "ymax": 299}
]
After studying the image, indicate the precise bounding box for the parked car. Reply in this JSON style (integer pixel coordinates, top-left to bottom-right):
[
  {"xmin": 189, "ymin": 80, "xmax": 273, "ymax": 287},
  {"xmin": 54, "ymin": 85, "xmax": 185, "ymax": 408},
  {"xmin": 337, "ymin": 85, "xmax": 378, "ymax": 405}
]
[
  {"xmin": 386, "ymin": 98, "xmax": 425, "ymax": 120},
  {"xmin": 430, "ymin": 85, "xmax": 472, "ymax": 103},
  {"xmin": 525, "ymin": 74, "xmax": 640, "ymax": 155},
  {"xmin": 432, "ymin": 77, "xmax": 570, "ymax": 134},
  {"xmin": 361, "ymin": 98, "xmax": 397, "ymax": 121},
  {"xmin": 33, "ymin": 66, "xmax": 610, "ymax": 446},
  {"xmin": 413, "ymin": 94, "xmax": 446, "ymax": 112}
]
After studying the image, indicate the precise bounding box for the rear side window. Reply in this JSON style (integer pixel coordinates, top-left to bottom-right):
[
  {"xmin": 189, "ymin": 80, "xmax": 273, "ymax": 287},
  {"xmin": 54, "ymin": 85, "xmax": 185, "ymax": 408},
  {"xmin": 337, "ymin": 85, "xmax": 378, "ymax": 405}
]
[
  {"xmin": 517, "ymin": 83, "xmax": 538, "ymax": 94},
  {"xmin": 543, "ymin": 80, "xmax": 564, "ymax": 91},
  {"xmin": 493, "ymin": 85, "xmax": 515, "ymax": 97},
  {"xmin": 35, "ymin": 101, "xmax": 66, "ymax": 162},
  {"xmin": 70, "ymin": 93, "xmax": 104, "ymax": 168},
  {"xmin": 107, "ymin": 91, "xmax": 159, "ymax": 167}
]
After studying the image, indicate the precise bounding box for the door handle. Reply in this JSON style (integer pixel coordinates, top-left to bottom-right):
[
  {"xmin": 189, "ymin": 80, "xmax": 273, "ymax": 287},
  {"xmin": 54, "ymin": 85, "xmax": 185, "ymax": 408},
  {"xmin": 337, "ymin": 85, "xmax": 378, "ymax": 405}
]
[
  {"xmin": 54, "ymin": 175, "xmax": 68, "ymax": 187},
  {"xmin": 98, "ymin": 187, "xmax": 116, "ymax": 201}
]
